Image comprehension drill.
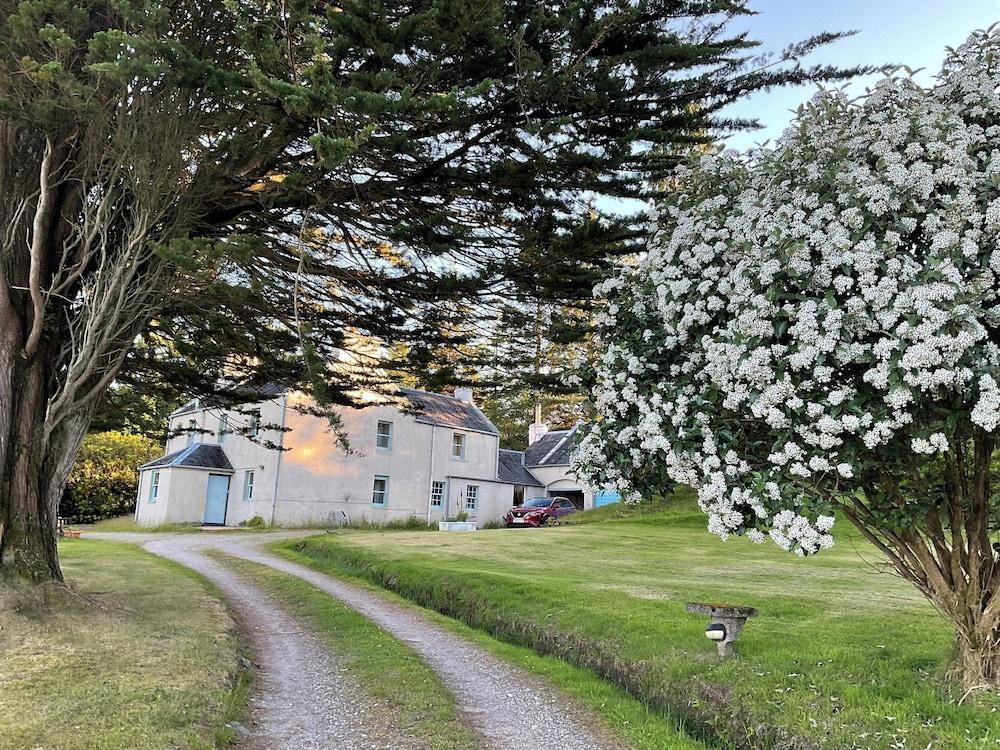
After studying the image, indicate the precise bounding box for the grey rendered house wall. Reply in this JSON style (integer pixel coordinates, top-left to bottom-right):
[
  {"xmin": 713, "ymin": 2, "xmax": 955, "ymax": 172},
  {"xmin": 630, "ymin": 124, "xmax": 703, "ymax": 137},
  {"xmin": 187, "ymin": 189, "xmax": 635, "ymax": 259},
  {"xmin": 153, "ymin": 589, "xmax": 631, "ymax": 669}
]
[
  {"xmin": 272, "ymin": 393, "xmax": 505, "ymax": 525},
  {"xmin": 136, "ymin": 391, "xmax": 516, "ymax": 527}
]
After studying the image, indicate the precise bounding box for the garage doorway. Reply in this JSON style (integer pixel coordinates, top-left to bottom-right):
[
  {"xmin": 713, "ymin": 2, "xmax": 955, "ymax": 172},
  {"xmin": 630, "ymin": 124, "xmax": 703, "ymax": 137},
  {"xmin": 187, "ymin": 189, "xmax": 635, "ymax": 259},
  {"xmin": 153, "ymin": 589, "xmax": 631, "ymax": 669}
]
[{"xmin": 550, "ymin": 489, "xmax": 584, "ymax": 510}]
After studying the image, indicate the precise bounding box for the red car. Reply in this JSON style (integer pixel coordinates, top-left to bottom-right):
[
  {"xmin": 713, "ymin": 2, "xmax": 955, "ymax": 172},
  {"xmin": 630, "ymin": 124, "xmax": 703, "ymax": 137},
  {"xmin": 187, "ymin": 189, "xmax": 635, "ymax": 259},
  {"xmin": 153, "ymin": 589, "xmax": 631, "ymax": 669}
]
[{"xmin": 504, "ymin": 496, "xmax": 577, "ymax": 527}]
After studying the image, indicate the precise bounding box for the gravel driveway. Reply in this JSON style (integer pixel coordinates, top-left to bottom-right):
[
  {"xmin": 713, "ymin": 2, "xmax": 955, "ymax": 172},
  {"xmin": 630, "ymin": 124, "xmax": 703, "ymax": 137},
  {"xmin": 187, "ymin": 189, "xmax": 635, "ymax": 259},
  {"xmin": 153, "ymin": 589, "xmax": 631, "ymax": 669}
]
[
  {"xmin": 86, "ymin": 531, "xmax": 620, "ymax": 750},
  {"xmin": 115, "ymin": 531, "xmax": 413, "ymax": 749}
]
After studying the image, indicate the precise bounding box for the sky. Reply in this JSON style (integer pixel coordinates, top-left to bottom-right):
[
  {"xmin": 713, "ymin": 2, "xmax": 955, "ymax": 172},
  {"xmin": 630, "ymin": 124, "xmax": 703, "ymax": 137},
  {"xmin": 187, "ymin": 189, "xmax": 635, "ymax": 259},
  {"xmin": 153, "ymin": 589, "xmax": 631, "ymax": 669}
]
[{"xmin": 724, "ymin": 1, "xmax": 1000, "ymax": 150}]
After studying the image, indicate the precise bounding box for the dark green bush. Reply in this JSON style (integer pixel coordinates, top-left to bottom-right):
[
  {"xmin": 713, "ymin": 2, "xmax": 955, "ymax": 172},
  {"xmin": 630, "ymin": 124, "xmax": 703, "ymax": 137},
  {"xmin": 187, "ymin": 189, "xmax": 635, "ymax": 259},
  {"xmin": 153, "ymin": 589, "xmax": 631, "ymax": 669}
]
[{"xmin": 60, "ymin": 431, "xmax": 162, "ymax": 523}]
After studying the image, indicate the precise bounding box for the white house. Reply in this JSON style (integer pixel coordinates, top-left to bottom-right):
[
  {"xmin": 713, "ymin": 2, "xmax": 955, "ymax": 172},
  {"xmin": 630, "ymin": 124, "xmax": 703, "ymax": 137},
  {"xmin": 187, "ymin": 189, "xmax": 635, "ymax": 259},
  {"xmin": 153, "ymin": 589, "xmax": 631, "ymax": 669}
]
[{"xmin": 135, "ymin": 386, "xmax": 614, "ymax": 528}]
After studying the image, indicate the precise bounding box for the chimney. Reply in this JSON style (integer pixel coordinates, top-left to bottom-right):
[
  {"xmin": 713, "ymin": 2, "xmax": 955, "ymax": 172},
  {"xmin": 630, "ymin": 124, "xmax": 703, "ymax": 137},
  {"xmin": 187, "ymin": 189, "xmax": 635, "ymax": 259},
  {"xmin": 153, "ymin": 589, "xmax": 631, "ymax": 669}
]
[
  {"xmin": 454, "ymin": 387, "xmax": 474, "ymax": 404},
  {"xmin": 528, "ymin": 403, "xmax": 548, "ymax": 445},
  {"xmin": 528, "ymin": 421, "xmax": 549, "ymax": 445}
]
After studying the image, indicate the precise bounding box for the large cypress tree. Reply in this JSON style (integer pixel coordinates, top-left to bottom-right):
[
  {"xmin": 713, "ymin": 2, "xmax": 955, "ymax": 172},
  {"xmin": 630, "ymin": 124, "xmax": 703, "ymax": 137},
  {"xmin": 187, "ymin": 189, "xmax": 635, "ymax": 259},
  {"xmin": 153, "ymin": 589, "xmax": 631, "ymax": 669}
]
[{"xmin": 0, "ymin": 0, "xmax": 871, "ymax": 580}]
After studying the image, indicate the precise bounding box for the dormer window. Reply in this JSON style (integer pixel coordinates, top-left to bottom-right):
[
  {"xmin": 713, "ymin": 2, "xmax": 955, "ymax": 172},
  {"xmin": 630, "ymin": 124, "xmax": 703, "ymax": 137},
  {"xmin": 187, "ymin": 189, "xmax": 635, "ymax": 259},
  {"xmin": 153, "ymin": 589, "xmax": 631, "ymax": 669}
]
[
  {"xmin": 451, "ymin": 432, "xmax": 466, "ymax": 460},
  {"xmin": 376, "ymin": 421, "xmax": 393, "ymax": 450}
]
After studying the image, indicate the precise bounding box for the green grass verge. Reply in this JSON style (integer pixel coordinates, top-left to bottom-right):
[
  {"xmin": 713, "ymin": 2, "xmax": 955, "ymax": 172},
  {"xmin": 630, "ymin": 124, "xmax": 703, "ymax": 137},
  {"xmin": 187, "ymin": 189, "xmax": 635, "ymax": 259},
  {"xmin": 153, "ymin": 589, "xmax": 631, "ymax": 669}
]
[
  {"xmin": 0, "ymin": 539, "xmax": 244, "ymax": 750},
  {"xmin": 275, "ymin": 504, "xmax": 1000, "ymax": 750},
  {"xmin": 270, "ymin": 543, "xmax": 710, "ymax": 750},
  {"xmin": 78, "ymin": 515, "xmax": 205, "ymax": 532},
  {"xmin": 209, "ymin": 551, "xmax": 480, "ymax": 750}
]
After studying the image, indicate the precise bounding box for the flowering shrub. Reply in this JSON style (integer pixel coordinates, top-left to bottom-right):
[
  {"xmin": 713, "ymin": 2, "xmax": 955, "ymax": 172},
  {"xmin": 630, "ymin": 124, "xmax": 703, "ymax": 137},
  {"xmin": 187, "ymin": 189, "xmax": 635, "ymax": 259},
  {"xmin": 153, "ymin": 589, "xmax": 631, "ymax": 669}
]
[
  {"xmin": 574, "ymin": 29, "xmax": 1000, "ymax": 683},
  {"xmin": 578, "ymin": 31, "xmax": 1000, "ymax": 547}
]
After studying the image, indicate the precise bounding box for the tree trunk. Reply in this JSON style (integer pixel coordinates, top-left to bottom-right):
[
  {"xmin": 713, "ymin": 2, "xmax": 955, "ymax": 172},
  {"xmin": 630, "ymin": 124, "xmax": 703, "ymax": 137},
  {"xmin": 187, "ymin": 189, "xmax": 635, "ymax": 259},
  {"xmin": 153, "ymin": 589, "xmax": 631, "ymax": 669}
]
[
  {"xmin": 954, "ymin": 622, "xmax": 1000, "ymax": 688},
  {"xmin": 0, "ymin": 342, "xmax": 91, "ymax": 582},
  {"xmin": 846, "ymin": 432, "xmax": 1000, "ymax": 690},
  {"xmin": 848, "ymin": 506, "xmax": 1000, "ymax": 689}
]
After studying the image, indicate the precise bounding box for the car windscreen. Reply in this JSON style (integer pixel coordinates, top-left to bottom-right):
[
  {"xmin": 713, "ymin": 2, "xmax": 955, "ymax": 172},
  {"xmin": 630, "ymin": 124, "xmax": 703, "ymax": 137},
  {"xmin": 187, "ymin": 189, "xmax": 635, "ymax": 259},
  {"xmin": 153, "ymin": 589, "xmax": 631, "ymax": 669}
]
[{"xmin": 522, "ymin": 498, "xmax": 551, "ymax": 508}]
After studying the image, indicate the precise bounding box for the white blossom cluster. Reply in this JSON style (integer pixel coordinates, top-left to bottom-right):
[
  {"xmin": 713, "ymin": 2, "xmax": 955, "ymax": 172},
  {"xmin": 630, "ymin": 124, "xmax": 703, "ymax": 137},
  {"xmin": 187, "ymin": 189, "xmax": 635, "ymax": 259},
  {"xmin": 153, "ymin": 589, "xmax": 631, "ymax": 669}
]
[{"xmin": 573, "ymin": 30, "xmax": 1000, "ymax": 556}]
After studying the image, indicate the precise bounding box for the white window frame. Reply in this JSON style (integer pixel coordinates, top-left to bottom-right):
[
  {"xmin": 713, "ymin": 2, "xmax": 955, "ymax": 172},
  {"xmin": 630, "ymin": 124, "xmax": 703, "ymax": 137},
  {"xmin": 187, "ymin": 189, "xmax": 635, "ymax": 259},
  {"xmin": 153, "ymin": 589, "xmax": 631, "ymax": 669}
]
[
  {"xmin": 430, "ymin": 481, "xmax": 445, "ymax": 508},
  {"xmin": 148, "ymin": 470, "xmax": 160, "ymax": 502},
  {"xmin": 376, "ymin": 420, "xmax": 393, "ymax": 450},
  {"xmin": 465, "ymin": 484, "xmax": 479, "ymax": 511},
  {"xmin": 451, "ymin": 432, "xmax": 466, "ymax": 460},
  {"xmin": 218, "ymin": 413, "xmax": 230, "ymax": 444},
  {"xmin": 248, "ymin": 410, "xmax": 261, "ymax": 438},
  {"xmin": 243, "ymin": 470, "xmax": 255, "ymax": 502},
  {"xmin": 372, "ymin": 475, "xmax": 389, "ymax": 506},
  {"xmin": 186, "ymin": 419, "xmax": 197, "ymax": 446}
]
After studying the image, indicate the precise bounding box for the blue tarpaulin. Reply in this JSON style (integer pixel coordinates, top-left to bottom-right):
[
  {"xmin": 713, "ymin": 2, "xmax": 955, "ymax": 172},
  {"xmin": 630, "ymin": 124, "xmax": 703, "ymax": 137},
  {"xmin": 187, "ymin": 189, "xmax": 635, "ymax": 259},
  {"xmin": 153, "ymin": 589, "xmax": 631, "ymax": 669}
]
[{"xmin": 594, "ymin": 489, "xmax": 621, "ymax": 507}]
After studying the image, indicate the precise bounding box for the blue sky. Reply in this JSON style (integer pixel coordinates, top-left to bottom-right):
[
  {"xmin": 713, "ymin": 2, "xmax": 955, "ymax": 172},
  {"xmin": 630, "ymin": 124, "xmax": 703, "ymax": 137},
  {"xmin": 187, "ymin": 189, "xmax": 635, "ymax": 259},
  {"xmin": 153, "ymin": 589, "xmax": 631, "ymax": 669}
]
[{"xmin": 724, "ymin": 1, "xmax": 1000, "ymax": 149}]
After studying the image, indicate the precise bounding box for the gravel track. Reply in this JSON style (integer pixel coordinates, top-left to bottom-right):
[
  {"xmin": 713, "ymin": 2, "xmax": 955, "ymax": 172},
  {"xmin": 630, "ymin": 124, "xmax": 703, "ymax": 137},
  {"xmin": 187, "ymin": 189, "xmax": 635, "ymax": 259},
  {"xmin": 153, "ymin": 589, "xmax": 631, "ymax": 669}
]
[
  {"xmin": 86, "ymin": 531, "xmax": 619, "ymax": 750},
  {"xmin": 137, "ymin": 533, "xmax": 409, "ymax": 750}
]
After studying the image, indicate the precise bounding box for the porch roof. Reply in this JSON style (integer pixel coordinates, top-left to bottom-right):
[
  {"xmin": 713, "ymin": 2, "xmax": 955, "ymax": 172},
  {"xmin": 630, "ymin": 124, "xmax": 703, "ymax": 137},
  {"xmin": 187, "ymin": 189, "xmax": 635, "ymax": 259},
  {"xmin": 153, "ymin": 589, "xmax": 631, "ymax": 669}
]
[{"xmin": 141, "ymin": 443, "xmax": 233, "ymax": 471}]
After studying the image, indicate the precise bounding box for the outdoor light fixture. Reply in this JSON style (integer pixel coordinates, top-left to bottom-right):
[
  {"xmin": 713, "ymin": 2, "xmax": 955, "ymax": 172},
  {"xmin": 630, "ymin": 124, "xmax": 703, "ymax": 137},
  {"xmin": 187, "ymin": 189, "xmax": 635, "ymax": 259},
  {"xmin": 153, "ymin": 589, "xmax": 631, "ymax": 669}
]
[
  {"xmin": 705, "ymin": 623, "xmax": 727, "ymax": 642},
  {"xmin": 687, "ymin": 602, "xmax": 758, "ymax": 658}
]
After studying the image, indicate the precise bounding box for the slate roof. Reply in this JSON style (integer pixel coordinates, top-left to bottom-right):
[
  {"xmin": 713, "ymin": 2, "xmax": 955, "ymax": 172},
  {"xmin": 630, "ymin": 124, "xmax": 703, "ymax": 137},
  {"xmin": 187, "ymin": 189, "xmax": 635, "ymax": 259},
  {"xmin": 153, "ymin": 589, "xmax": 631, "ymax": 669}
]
[
  {"xmin": 169, "ymin": 384, "xmax": 289, "ymax": 417},
  {"xmin": 497, "ymin": 449, "xmax": 543, "ymax": 486},
  {"xmin": 141, "ymin": 443, "xmax": 233, "ymax": 471},
  {"xmin": 241, "ymin": 383, "xmax": 289, "ymax": 399},
  {"xmin": 399, "ymin": 388, "xmax": 499, "ymax": 435},
  {"xmin": 170, "ymin": 399, "xmax": 199, "ymax": 417},
  {"xmin": 523, "ymin": 424, "xmax": 579, "ymax": 467}
]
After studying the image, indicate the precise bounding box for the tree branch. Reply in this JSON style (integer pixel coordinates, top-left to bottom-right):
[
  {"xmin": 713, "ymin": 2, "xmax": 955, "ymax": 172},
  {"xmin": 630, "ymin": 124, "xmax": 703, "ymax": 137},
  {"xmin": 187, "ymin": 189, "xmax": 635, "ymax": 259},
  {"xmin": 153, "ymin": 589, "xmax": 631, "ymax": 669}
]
[{"xmin": 22, "ymin": 137, "xmax": 57, "ymax": 360}]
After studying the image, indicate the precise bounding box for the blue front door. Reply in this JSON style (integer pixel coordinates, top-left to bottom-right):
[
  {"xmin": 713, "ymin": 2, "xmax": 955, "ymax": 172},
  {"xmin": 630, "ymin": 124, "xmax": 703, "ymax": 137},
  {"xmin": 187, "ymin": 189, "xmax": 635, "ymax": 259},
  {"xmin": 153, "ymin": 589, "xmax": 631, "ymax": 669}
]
[{"xmin": 204, "ymin": 474, "xmax": 230, "ymax": 525}]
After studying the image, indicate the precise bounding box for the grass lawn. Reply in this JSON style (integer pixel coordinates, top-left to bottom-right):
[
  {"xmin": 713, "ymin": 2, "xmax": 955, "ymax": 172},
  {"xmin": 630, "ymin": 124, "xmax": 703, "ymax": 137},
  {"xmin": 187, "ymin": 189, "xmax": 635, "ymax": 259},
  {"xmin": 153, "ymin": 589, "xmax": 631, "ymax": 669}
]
[
  {"xmin": 272, "ymin": 543, "xmax": 709, "ymax": 750},
  {"xmin": 278, "ymin": 496, "xmax": 1000, "ymax": 750},
  {"xmin": 0, "ymin": 539, "xmax": 244, "ymax": 750},
  {"xmin": 211, "ymin": 552, "xmax": 481, "ymax": 750}
]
